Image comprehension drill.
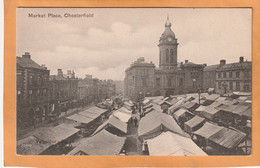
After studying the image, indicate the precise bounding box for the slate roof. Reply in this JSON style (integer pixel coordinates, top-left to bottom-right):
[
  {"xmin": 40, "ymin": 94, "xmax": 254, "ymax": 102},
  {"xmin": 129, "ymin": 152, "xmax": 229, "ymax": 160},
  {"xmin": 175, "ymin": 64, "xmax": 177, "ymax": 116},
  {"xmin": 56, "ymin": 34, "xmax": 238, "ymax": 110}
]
[
  {"xmin": 17, "ymin": 56, "xmax": 48, "ymax": 70},
  {"xmin": 204, "ymin": 64, "xmax": 220, "ymax": 71}
]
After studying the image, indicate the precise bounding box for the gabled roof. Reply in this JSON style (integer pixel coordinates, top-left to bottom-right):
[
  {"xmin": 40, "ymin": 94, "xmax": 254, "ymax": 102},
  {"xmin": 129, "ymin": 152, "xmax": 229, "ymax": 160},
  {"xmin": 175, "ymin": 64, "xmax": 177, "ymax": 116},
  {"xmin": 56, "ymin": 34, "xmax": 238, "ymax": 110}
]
[
  {"xmin": 17, "ymin": 56, "xmax": 48, "ymax": 70},
  {"xmin": 67, "ymin": 130, "xmax": 126, "ymax": 155},
  {"xmin": 33, "ymin": 124, "xmax": 79, "ymax": 145},
  {"xmin": 184, "ymin": 115, "xmax": 205, "ymax": 129},
  {"xmin": 93, "ymin": 115, "xmax": 127, "ymax": 135},
  {"xmin": 147, "ymin": 132, "xmax": 207, "ymax": 156},
  {"xmin": 138, "ymin": 112, "xmax": 183, "ymax": 137},
  {"xmin": 193, "ymin": 122, "xmax": 223, "ymax": 139},
  {"xmin": 113, "ymin": 110, "xmax": 132, "ymax": 123}
]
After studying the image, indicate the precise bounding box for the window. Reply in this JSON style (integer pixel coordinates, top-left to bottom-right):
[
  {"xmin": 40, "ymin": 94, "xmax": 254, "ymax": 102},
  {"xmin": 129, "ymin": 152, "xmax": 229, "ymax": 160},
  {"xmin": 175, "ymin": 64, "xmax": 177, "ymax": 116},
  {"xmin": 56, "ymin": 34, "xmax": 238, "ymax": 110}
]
[
  {"xmin": 37, "ymin": 76, "xmax": 41, "ymax": 85},
  {"xmin": 236, "ymin": 81, "xmax": 240, "ymax": 91},
  {"xmin": 29, "ymin": 75, "xmax": 33, "ymax": 85},
  {"xmin": 166, "ymin": 49, "xmax": 169, "ymax": 63},
  {"xmin": 244, "ymin": 71, "xmax": 250, "ymax": 78},
  {"xmin": 218, "ymin": 82, "xmax": 221, "ymax": 89},
  {"xmin": 17, "ymin": 89, "xmax": 22, "ymax": 100},
  {"xmin": 167, "ymin": 78, "xmax": 171, "ymax": 87},
  {"xmin": 170, "ymin": 49, "xmax": 173, "ymax": 63},
  {"xmin": 142, "ymin": 78, "xmax": 147, "ymax": 86},
  {"xmin": 236, "ymin": 71, "xmax": 240, "ymax": 78},
  {"xmin": 218, "ymin": 72, "xmax": 221, "ymax": 78},
  {"xmin": 156, "ymin": 78, "xmax": 160, "ymax": 87},
  {"xmin": 244, "ymin": 82, "xmax": 250, "ymax": 91},
  {"xmin": 223, "ymin": 72, "xmax": 226, "ymax": 78},
  {"xmin": 229, "ymin": 81, "xmax": 233, "ymax": 90},
  {"xmin": 229, "ymin": 71, "xmax": 233, "ymax": 78},
  {"xmin": 179, "ymin": 78, "xmax": 183, "ymax": 86}
]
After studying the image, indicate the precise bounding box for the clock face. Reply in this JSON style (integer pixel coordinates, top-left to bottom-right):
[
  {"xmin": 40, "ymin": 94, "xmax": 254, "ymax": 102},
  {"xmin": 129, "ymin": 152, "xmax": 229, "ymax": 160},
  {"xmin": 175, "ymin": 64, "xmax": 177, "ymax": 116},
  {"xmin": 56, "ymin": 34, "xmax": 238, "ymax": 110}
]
[{"xmin": 168, "ymin": 37, "xmax": 172, "ymax": 41}]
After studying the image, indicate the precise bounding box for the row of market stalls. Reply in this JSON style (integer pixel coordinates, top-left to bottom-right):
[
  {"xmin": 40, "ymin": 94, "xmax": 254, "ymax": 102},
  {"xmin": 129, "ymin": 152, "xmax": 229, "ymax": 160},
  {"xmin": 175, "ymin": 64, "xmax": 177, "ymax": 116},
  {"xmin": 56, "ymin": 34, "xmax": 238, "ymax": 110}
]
[
  {"xmin": 17, "ymin": 123, "xmax": 80, "ymax": 155},
  {"xmin": 66, "ymin": 101, "xmax": 135, "ymax": 155},
  {"xmin": 141, "ymin": 91, "xmax": 251, "ymax": 155}
]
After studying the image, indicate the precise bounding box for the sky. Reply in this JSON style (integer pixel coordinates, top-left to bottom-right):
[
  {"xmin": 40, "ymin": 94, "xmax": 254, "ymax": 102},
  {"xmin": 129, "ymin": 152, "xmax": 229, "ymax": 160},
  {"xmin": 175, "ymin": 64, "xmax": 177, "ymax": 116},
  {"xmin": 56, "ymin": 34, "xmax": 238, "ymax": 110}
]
[{"xmin": 17, "ymin": 8, "xmax": 252, "ymax": 80}]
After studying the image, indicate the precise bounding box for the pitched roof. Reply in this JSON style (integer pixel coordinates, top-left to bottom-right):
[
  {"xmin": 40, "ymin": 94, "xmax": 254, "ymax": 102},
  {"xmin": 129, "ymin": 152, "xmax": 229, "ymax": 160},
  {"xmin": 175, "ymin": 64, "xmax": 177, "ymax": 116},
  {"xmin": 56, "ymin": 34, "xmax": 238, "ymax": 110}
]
[
  {"xmin": 17, "ymin": 136, "xmax": 52, "ymax": 155},
  {"xmin": 147, "ymin": 132, "xmax": 207, "ymax": 156},
  {"xmin": 218, "ymin": 61, "xmax": 251, "ymax": 70},
  {"xmin": 66, "ymin": 113, "xmax": 94, "ymax": 124},
  {"xmin": 138, "ymin": 112, "xmax": 184, "ymax": 137},
  {"xmin": 17, "ymin": 56, "xmax": 48, "ymax": 70},
  {"xmin": 204, "ymin": 64, "xmax": 220, "ymax": 71},
  {"xmin": 113, "ymin": 110, "xmax": 132, "ymax": 123},
  {"xmin": 93, "ymin": 115, "xmax": 127, "ymax": 135},
  {"xmin": 67, "ymin": 130, "xmax": 126, "ymax": 155},
  {"xmin": 184, "ymin": 115, "xmax": 206, "ymax": 129},
  {"xmin": 209, "ymin": 128, "xmax": 246, "ymax": 149},
  {"xmin": 33, "ymin": 124, "xmax": 79, "ymax": 145},
  {"xmin": 193, "ymin": 122, "xmax": 224, "ymax": 139}
]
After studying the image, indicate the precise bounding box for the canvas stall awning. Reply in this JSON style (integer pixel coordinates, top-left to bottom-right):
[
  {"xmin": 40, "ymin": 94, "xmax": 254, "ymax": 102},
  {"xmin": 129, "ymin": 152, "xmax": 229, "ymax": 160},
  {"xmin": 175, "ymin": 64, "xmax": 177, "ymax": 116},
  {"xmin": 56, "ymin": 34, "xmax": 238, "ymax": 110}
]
[
  {"xmin": 113, "ymin": 110, "xmax": 132, "ymax": 123},
  {"xmin": 194, "ymin": 105, "xmax": 207, "ymax": 113},
  {"xmin": 232, "ymin": 105, "xmax": 250, "ymax": 116},
  {"xmin": 143, "ymin": 104, "xmax": 153, "ymax": 110},
  {"xmin": 215, "ymin": 97, "xmax": 226, "ymax": 102},
  {"xmin": 181, "ymin": 101, "xmax": 198, "ymax": 110},
  {"xmin": 17, "ymin": 136, "xmax": 52, "ymax": 155},
  {"xmin": 147, "ymin": 131, "xmax": 207, "ymax": 156},
  {"xmin": 67, "ymin": 130, "xmax": 126, "ymax": 155},
  {"xmin": 205, "ymin": 94, "xmax": 220, "ymax": 101},
  {"xmin": 207, "ymin": 88, "xmax": 215, "ymax": 92},
  {"xmin": 168, "ymin": 99, "xmax": 186, "ymax": 114},
  {"xmin": 93, "ymin": 115, "xmax": 127, "ymax": 135},
  {"xmin": 184, "ymin": 115, "xmax": 206, "ymax": 134},
  {"xmin": 173, "ymin": 108, "xmax": 193, "ymax": 121},
  {"xmin": 200, "ymin": 106, "xmax": 220, "ymax": 120},
  {"xmin": 85, "ymin": 106, "xmax": 108, "ymax": 115},
  {"xmin": 33, "ymin": 124, "xmax": 79, "ymax": 145},
  {"xmin": 143, "ymin": 99, "xmax": 151, "ymax": 105},
  {"xmin": 66, "ymin": 114, "xmax": 94, "ymax": 124},
  {"xmin": 241, "ymin": 107, "xmax": 252, "ymax": 119},
  {"xmin": 209, "ymin": 128, "xmax": 246, "ymax": 149},
  {"xmin": 193, "ymin": 122, "xmax": 223, "ymax": 139},
  {"xmin": 118, "ymin": 107, "xmax": 132, "ymax": 114},
  {"xmin": 138, "ymin": 112, "xmax": 184, "ymax": 139}
]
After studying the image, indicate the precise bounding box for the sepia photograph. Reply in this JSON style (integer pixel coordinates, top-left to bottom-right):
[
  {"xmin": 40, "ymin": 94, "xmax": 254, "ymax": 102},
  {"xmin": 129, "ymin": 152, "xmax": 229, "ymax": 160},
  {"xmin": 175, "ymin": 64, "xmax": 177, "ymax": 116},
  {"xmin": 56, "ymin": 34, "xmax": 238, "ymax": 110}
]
[{"xmin": 16, "ymin": 8, "xmax": 252, "ymax": 156}]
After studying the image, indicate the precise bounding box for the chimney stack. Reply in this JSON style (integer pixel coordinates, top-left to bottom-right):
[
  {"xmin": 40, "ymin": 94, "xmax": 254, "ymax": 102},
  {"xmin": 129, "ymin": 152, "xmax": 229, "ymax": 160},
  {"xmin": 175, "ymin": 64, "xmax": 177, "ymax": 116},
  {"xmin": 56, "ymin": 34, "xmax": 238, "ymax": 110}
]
[
  {"xmin": 22, "ymin": 52, "xmax": 31, "ymax": 59},
  {"xmin": 203, "ymin": 63, "xmax": 207, "ymax": 67},
  {"xmin": 57, "ymin": 69, "xmax": 63, "ymax": 76},
  {"xmin": 239, "ymin": 56, "xmax": 244, "ymax": 63},
  {"xmin": 220, "ymin": 60, "xmax": 226, "ymax": 66},
  {"xmin": 185, "ymin": 60, "xmax": 188, "ymax": 64}
]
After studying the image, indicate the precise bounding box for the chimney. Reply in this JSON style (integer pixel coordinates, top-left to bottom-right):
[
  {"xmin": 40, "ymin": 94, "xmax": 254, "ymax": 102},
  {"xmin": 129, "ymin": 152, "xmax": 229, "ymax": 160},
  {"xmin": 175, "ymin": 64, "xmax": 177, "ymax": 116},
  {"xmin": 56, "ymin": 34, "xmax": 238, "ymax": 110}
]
[
  {"xmin": 57, "ymin": 69, "xmax": 63, "ymax": 76},
  {"xmin": 203, "ymin": 63, "xmax": 207, "ymax": 67},
  {"xmin": 220, "ymin": 60, "xmax": 226, "ymax": 66},
  {"xmin": 185, "ymin": 60, "xmax": 188, "ymax": 64},
  {"xmin": 137, "ymin": 57, "xmax": 145, "ymax": 62},
  {"xmin": 239, "ymin": 56, "xmax": 244, "ymax": 63},
  {"xmin": 41, "ymin": 64, "xmax": 47, "ymax": 69},
  {"xmin": 22, "ymin": 52, "xmax": 31, "ymax": 59}
]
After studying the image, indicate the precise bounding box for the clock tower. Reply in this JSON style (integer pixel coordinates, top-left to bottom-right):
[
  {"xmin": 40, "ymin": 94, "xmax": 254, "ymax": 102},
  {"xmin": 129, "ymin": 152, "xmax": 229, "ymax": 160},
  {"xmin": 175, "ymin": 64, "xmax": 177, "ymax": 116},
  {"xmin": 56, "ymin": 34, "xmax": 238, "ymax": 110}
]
[{"xmin": 158, "ymin": 16, "xmax": 178, "ymax": 70}]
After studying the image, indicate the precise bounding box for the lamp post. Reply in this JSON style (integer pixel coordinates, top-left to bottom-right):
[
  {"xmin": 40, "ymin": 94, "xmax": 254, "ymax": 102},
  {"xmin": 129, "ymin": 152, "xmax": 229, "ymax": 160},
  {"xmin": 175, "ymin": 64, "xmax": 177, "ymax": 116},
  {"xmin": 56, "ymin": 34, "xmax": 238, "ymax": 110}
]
[{"xmin": 198, "ymin": 85, "xmax": 201, "ymax": 105}]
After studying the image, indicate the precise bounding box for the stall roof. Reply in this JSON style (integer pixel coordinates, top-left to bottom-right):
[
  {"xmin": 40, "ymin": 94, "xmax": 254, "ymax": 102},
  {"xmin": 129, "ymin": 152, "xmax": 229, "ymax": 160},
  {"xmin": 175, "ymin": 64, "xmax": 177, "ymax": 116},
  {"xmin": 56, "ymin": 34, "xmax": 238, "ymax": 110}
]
[
  {"xmin": 174, "ymin": 108, "xmax": 192, "ymax": 120},
  {"xmin": 143, "ymin": 104, "xmax": 153, "ymax": 110},
  {"xmin": 85, "ymin": 106, "xmax": 108, "ymax": 115},
  {"xmin": 209, "ymin": 128, "xmax": 246, "ymax": 149},
  {"xmin": 168, "ymin": 99, "xmax": 186, "ymax": 113},
  {"xmin": 241, "ymin": 108, "xmax": 252, "ymax": 119},
  {"xmin": 143, "ymin": 99, "xmax": 151, "ymax": 105},
  {"xmin": 118, "ymin": 107, "xmax": 132, "ymax": 114},
  {"xmin": 66, "ymin": 114, "xmax": 94, "ymax": 124},
  {"xmin": 93, "ymin": 115, "xmax": 127, "ymax": 135},
  {"xmin": 124, "ymin": 101, "xmax": 134, "ymax": 107},
  {"xmin": 232, "ymin": 92, "xmax": 251, "ymax": 96},
  {"xmin": 138, "ymin": 112, "xmax": 183, "ymax": 137},
  {"xmin": 151, "ymin": 102, "xmax": 163, "ymax": 113},
  {"xmin": 33, "ymin": 124, "xmax": 79, "ymax": 144},
  {"xmin": 184, "ymin": 115, "xmax": 205, "ymax": 129},
  {"xmin": 217, "ymin": 104, "xmax": 239, "ymax": 113},
  {"xmin": 67, "ymin": 130, "xmax": 126, "ymax": 155},
  {"xmin": 17, "ymin": 136, "xmax": 52, "ymax": 155},
  {"xmin": 195, "ymin": 105, "xmax": 208, "ymax": 112},
  {"xmin": 232, "ymin": 105, "xmax": 250, "ymax": 115},
  {"xmin": 113, "ymin": 110, "xmax": 132, "ymax": 123},
  {"xmin": 205, "ymin": 94, "xmax": 220, "ymax": 101},
  {"xmin": 181, "ymin": 101, "xmax": 197, "ymax": 109},
  {"xmin": 215, "ymin": 97, "xmax": 226, "ymax": 102},
  {"xmin": 78, "ymin": 111, "xmax": 100, "ymax": 119},
  {"xmin": 207, "ymin": 88, "xmax": 215, "ymax": 92},
  {"xmin": 193, "ymin": 122, "xmax": 224, "ymax": 139},
  {"xmin": 147, "ymin": 132, "xmax": 207, "ymax": 156},
  {"xmin": 221, "ymin": 99, "xmax": 239, "ymax": 105}
]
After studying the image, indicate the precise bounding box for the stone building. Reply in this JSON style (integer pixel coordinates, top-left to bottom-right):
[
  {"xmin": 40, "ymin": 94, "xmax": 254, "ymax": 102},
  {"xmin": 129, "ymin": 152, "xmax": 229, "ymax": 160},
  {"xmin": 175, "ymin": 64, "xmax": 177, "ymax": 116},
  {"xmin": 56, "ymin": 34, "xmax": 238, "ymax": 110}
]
[
  {"xmin": 49, "ymin": 69, "xmax": 79, "ymax": 112},
  {"xmin": 215, "ymin": 57, "xmax": 252, "ymax": 94},
  {"xmin": 78, "ymin": 74, "xmax": 95, "ymax": 105},
  {"xmin": 124, "ymin": 17, "xmax": 205, "ymax": 101},
  {"xmin": 17, "ymin": 52, "xmax": 50, "ymax": 128}
]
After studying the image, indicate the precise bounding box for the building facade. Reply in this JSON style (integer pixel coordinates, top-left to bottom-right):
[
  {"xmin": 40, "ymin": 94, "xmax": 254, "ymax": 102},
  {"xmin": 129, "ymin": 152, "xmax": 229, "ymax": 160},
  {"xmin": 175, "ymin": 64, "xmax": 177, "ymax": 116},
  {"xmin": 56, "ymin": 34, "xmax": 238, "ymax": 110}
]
[
  {"xmin": 49, "ymin": 69, "xmax": 79, "ymax": 112},
  {"xmin": 215, "ymin": 57, "xmax": 252, "ymax": 94},
  {"xmin": 17, "ymin": 52, "xmax": 50, "ymax": 128},
  {"xmin": 124, "ymin": 17, "xmax": 205, "ymax": 101}
]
